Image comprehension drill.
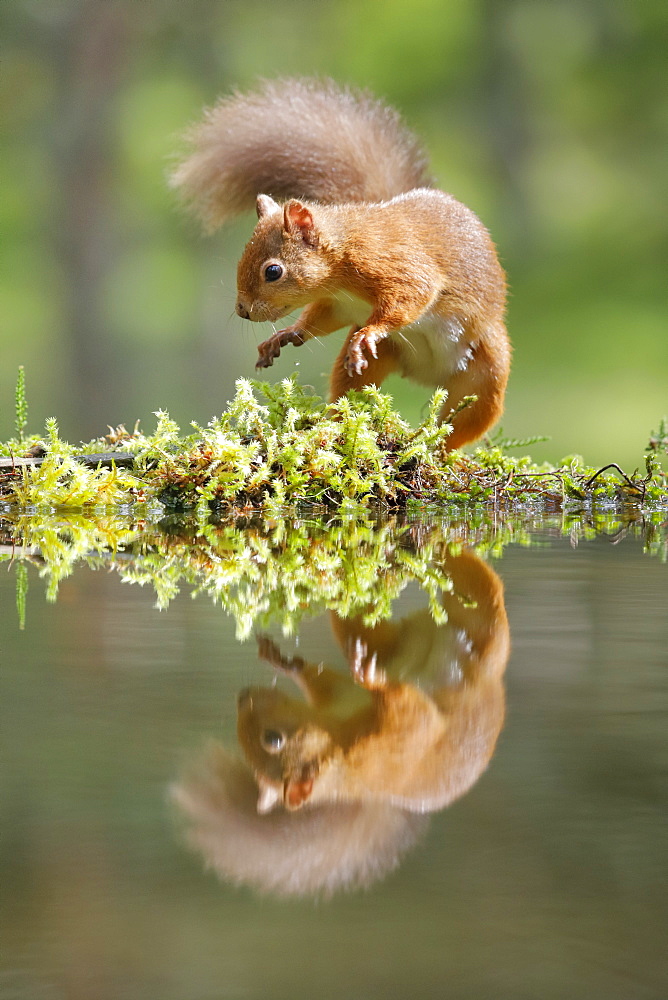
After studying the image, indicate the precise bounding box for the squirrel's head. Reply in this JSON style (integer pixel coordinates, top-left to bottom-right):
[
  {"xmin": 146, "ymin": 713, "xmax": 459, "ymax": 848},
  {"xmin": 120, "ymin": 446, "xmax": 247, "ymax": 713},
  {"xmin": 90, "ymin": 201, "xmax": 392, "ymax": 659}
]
[
  {"xmin": 235, "ymin": 196, "xmax": 331, "ymax": 322},
  {"xmin": 236, "ymin": 684, "xmax": 336, "ymax": 813}
]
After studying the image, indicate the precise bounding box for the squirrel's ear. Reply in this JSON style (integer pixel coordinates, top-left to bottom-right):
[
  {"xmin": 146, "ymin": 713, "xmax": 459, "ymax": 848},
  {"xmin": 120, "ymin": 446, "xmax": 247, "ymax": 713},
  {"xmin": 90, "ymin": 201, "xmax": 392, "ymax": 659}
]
[
  {"xmin": 283, "ymin": 200, "xmax": 318, "ymax": 247},
  {"xmin": 256, "ymin": 777, "xmax": 282, "ymax": 814},
  {"xmin": 256, "ymin": 194, "xmax": 280, "ymax": 219},
  {"xmin": 284, "ymin": 776, "xmax": 314, "ymax": 810}
]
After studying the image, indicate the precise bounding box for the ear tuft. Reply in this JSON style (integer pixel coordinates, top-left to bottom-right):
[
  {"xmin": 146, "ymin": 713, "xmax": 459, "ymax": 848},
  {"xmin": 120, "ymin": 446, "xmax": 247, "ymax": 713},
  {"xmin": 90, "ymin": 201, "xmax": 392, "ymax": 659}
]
[
  {"xmin": 283, "ymin": 200, "xmax": 318, "ymax": 247},
  {"xmin": 256, "ymin": 194, "xmax": 280, "ymax": 219}
]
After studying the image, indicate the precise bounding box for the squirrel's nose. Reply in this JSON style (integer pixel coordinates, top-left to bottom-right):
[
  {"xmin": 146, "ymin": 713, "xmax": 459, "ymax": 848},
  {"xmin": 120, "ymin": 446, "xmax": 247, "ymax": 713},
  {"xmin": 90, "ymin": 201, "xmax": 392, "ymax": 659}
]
[{"xmin": 236, "ymin": 302, "xmax": 250, "ymax": 319}]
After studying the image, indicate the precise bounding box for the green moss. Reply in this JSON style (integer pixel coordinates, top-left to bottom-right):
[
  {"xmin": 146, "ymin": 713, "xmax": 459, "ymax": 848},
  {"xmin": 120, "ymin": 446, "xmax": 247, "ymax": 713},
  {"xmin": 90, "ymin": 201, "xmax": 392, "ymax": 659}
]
[
  {"xmin": 15, "ymin": 364, "xmax": 27, "ymax": 445},
  {"xmin": 1, "ymin": 375, "xmax": 667, "ymax": 512}
]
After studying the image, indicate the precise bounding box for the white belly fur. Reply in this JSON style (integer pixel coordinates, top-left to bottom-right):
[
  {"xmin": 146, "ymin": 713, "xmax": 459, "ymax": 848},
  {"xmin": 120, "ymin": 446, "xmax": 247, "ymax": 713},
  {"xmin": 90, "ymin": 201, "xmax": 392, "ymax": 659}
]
[
  {"xmin": 331, "ymin": 292, "xmax": 473, "ymax": 387},
  {"xmin": 391, "ymin": 312, "xmax": 474, "ymax": 387}
]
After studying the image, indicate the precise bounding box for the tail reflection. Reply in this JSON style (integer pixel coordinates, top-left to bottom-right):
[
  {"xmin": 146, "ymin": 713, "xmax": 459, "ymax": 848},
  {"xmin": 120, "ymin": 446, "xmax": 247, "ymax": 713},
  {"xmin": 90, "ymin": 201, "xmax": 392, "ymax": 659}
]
[{"xmin": 172, "ymin": 547, "xmax": 510, "ymax": 897}]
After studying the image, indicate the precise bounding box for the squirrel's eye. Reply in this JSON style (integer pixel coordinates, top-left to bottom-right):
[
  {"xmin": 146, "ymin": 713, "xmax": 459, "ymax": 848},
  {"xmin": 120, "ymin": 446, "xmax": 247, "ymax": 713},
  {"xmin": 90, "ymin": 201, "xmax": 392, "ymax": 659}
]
[
  {"xmin": 264, "ymin": 263, "xmax": 283, "ymax": 282},
  {"xmin": 261, "ymin": 729, "xmax": 285, "ymax": 753}
]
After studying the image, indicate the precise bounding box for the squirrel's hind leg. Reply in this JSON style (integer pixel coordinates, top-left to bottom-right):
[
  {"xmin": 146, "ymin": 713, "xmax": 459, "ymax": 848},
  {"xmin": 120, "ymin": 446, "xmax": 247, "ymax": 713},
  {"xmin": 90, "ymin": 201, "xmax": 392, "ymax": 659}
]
[
  {"xmin": 329, "ymin": 329, "xmax": 401, "ymax": 400},
  {"xmin": 439, "ymin": 330, "xmax": 510, "ymax": 450}
]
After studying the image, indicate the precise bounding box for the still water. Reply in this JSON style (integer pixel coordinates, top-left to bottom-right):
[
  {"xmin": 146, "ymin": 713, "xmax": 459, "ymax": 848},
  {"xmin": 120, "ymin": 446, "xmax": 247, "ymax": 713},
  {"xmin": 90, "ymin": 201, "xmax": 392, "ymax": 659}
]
[{"xmin": 1, "ymin": 513, "xmax": 666, "ymax": 999}]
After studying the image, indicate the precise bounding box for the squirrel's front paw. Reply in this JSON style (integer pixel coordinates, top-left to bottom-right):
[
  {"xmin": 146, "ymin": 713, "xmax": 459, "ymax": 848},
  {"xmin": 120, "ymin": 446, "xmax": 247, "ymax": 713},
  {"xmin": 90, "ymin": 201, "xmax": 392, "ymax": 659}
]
[
  {"xmin": 256, "ymin": 327, "xmax": 305, "ymax": 370},
  {"xmin": 345, "ymin": 330, "xmax": 380, "ymax": 376},
  {"xmin": 256, "ymin": 336, "xmax": 282, "ymax": 369},
  {"xmin": 256, "ymin": 634, "xmax": 306, "ymax": 673},
  {"xmin": 345, "ymin": 344, "xmax": 368, "ymax": 376},
  {"xmin": 350, "ymin": 638, "xmax": 387, "ymax": 689},
  {"xmin": 256, "ymin": 634, "xmax": 283, "ymax": 662}
]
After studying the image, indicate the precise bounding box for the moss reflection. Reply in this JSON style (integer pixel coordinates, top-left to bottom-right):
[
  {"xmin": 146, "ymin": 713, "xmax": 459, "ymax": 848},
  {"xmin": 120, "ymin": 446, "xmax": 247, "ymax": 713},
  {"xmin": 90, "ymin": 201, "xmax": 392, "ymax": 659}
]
[{"xmin": 1, "ymin": 509, "xmax": 666, "ymax": 633}]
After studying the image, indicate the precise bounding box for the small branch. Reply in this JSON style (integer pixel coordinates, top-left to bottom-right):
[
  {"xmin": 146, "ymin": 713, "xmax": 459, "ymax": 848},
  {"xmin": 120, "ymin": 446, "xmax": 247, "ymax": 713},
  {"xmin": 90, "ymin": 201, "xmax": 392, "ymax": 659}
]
[
  {"xmin": 584, "ymin": 463, "xmax": 640, "ymax": 491},
  {"xmin": 0, "ymin": 452, "xmax": 135, "ymax": 470}
]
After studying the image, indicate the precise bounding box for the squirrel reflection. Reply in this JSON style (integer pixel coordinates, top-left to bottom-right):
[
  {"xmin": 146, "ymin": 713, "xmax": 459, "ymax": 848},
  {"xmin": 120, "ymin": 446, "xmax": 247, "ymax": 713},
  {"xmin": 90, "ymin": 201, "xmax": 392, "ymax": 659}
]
[{"xmin": 172, "ymin": 547, "xmax": 510, "ymax": 897}]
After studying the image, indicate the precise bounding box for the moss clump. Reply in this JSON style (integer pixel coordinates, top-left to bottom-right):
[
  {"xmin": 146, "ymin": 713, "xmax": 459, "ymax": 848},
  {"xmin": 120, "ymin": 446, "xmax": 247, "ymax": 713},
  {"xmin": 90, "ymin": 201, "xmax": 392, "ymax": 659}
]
[{"xmin": 1, "ymin": 376, "xmax": 667, "ymax": 512}]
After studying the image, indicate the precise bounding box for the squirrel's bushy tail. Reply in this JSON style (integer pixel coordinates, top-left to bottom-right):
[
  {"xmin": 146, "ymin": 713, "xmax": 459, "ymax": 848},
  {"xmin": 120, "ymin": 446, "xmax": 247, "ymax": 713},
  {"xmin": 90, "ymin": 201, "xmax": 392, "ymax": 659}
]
[{"xmin": 170, "ymin": 77, "xmax": 432, "ymax": 230}]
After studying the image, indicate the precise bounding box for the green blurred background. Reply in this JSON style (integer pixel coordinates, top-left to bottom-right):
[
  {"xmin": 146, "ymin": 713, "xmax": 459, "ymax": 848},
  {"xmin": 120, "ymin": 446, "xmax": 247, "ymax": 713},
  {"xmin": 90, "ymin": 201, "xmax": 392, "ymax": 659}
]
[{"xmin": 2, "ymin": 0, "xmax": 666, "ymax": 465}]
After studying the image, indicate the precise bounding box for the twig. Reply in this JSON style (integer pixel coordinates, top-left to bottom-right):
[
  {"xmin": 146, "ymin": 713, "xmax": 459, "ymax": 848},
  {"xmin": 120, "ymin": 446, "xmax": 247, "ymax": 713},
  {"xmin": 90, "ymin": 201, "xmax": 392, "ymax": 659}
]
[
  {"xmin": 0, "ymin": 452, "xmax": 135, "ymax": 470},
  {"xmin": 584, "ymin": 463, "xmax": 640, "ymax": 491}
]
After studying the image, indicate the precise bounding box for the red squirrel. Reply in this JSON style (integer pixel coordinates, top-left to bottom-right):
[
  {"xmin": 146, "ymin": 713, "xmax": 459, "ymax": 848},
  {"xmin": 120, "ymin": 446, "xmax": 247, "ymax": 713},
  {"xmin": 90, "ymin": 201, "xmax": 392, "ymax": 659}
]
[{"xmin": 172, "ymin": 78, "xmax": 510, "ymax": 450}]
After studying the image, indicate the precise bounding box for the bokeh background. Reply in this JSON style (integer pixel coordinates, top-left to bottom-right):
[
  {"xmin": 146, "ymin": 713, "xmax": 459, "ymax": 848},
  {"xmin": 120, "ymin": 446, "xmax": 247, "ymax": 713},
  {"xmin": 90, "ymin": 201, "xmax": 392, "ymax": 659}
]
[{"xmin": 2, "ymin": 0, "xmax": 666, "ymax": 465}]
